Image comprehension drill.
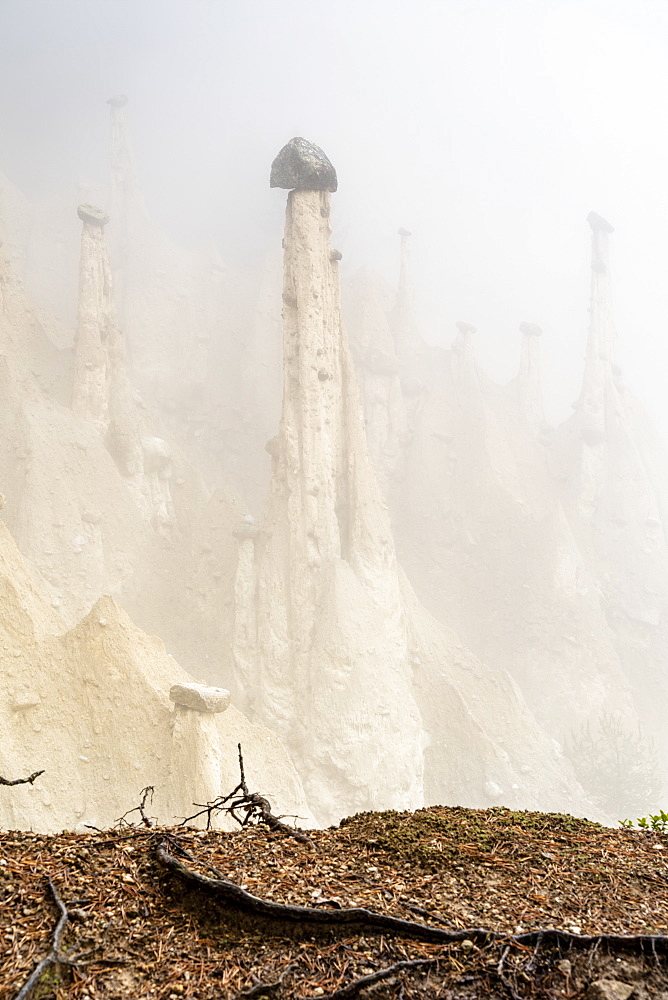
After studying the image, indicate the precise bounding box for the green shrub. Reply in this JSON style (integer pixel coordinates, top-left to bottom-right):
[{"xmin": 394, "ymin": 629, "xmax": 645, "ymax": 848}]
[{"xmin": 619, "ymin": 809, "xmax": 668, "ymax": 831}]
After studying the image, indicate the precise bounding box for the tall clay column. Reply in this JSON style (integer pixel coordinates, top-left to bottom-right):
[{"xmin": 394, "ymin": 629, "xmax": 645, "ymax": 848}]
[
  {"xmin": 71, "ymin": 203, "xmax": 148, "ymax": 505},
  {"xmin": 392, "ymin": 227, "xmax": 419, "ymax": 357},
  {"xmin": 580, "ymin": 212, "xmax": 617, "ymax": 447},
  {"xmin": 71, "ymin": 205, "xmax": 114, "ymax": 433},
  {"xmin": 233, "ymin": 138, "xmax": 424, "ymax": 823},
  {"xmin": 517, "ymin": 322, "xmax": 545, "ymax": 432},
  {"xmin": 573, "ymin": 212, "xmax": 629, "ymax": 518},
  {"xmin": 107, "ymin": 95, "xmax": 148, "ymax": 228}
]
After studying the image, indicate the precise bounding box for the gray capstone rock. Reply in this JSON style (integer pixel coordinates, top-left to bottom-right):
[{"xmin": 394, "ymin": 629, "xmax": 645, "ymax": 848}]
[
  {"xmin": 77, "ymin": 204, "xmax": 110, "ymax": 227},
  {"xmin": 169, "ymin": 682, "xmax": 231, "ymax": 714},
  {"xmin": 519, "ymin": 322, "xmax": 543, "ymax": 337},
  {"xmin": 270, "ymin": 137, "xmax": 338, "ymax": 192}
]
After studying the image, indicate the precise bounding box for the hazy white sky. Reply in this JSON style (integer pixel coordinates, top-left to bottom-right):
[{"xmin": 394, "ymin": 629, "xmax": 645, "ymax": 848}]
[{"xmin": 1, "ymin": 0, "xmax": 668, "ymax": 429}]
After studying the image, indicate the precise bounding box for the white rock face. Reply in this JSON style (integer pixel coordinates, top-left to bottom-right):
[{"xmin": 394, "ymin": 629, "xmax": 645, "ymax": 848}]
[{"xmin": 516, "ymin": 323, "xmax": 545, "ymax": 434}]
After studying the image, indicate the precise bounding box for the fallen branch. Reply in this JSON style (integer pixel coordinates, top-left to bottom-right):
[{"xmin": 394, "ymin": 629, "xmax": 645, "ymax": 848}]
[
  {"xmin": 157, "ymin": 840, "xmax": 668, "ymax": 954},
  {"xmin": 13, "ymin": 877, "xmax": 69, "ymax": 1000},
  {"xmin": 304, "ymin": 958, "xmax": 438, "ymax": 1000},
  {"xmin": 0, "ymin": 770, "xmax": 44, "ymax": 787},
  {"xmin": 180, "ymin": 743, "xmax": 314, "ymax": 847},
  {"xmin": 234, "ymin": 962, "xmax": 295, "ymax": 998}
]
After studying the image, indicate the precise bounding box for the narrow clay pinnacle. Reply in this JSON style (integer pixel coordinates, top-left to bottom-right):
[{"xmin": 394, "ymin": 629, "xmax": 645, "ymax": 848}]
[{"xmin": 587, "ymin": 211, "xmax": 614, "ymax": 234}]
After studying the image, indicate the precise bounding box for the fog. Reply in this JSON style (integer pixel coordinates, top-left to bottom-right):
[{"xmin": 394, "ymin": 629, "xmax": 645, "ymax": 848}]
[
  {"xmin": 2, "ymin": 0, "xmax": 668, "ymax": 832},
  {"xmin": 3, "ymin": 0, "xmax": 668, "ymax": 426}
]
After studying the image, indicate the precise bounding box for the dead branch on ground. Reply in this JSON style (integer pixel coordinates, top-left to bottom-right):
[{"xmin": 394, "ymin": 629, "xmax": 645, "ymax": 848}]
[
  {"xmin": 0, "ymin": 770, "xmax": 44, "ymax": 787},
  {"xmin": 180, "ymin": 743, "xmax": 314, "ymax": 846}
]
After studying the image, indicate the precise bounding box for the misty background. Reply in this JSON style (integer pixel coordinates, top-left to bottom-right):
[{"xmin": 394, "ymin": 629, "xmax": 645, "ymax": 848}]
[{"xmin": 1, "ymin": 0, "xmax": 667, "ymax": 429}]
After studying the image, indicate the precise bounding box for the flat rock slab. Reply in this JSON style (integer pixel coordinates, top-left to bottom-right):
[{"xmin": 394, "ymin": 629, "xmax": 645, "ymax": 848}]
[
  {"xmin": 270, "ymin": 137, "xmax": 337, "ymax": 192},
  {"xmin": 169, "ymin": 682, "xmax": 231, "ymax": 714},
  {"xmin": 77, "ymin": 203, "xmax": 110, "ymax": 227}
]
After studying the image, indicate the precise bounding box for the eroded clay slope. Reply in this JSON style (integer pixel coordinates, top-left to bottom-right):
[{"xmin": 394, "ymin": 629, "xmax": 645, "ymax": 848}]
[
  {"xmin": 0, "ymin": 518, "xmax": 313, "ymax": 833},
  {"xmin": 348, "ymin": 232, "xmax": 638, "ymax": 759}
]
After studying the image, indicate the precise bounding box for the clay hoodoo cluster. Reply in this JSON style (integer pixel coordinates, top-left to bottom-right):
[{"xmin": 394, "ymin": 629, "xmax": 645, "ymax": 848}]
[{"xmin": 1, "ymin": 100, "xmax": 668, "ymax": 831}]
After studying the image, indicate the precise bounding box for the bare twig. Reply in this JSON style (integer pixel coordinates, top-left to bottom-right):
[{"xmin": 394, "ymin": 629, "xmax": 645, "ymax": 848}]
[
  {"xmin": 497, "ymin": 944, "xmax": 511, "ymax": 974},
  {"xmin": 180, "ymin": 743, "xmax": 314, "ymax": 846},
  {"xmin": 115, "ymin": 785, "xmax": 155, "ymax": 828},
  {"xmin": 0, "ymin": 770, "xmax": 44, "ymax": 787},
  {"xmin": 525, "ymin": 931, "xmax": 543, "ymax": 973}
]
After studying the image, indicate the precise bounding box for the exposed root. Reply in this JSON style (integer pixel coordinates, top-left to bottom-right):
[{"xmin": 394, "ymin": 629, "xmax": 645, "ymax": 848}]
[
  {"xmin": 157, "ymin": 839, "xmax": 668, "ymax": 954},
  {"xmin": 13, "ymin": 877, "xmax": 69, "ymax": 1000},
  {"xmin": 304, "ymin": 958, "xmax": 438, "ymax": 999}
]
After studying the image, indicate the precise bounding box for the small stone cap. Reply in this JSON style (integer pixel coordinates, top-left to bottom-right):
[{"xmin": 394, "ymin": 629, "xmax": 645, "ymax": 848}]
[
  {"xmin": 270, "ymin": 137, "xmax": 337, "ymax": 192},
  {"xmin": 398, "ymin": 227, "xmax": 412, "ymax": 238},
  {"xmin": 519, "ymin": 322, "xmax": 543, "ymax": 337},
  {"xmin": 587, "ymin": 211, "xmax": 614, "ymax": 234},
  {"xmin": 169, "ymin": 682, "xmax": 231, "ymax": 714},
  {"xmin": 456, "ymin": 321, "xmax": 477, "ymax": 335},
  {"xmin": 107, "ymin": 94, "xmax": 129, "ymax": 108},
  {"xmin": 232, "ymin": 523, "xmax": 261, "ymax": 541},
  {"xmin": 77, "ymin": 204, "xmax": 110, "ymax": 227}
]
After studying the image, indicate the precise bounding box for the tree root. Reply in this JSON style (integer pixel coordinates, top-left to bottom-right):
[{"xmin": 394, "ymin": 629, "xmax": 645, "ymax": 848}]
[
  {"xmin": 157, "ymin": 840, "xmax": 488, "ymax": 942},
  {"xmin": 304, "ymin": 958, "xmax": 438, "ymax": 999},
  {"xmin": 13, "ymin": 877, "xmax": 69, "ymax": 1000},
  {"xmin": 156, "ymin": 839, "xmax": 668, "ymax": 954}
]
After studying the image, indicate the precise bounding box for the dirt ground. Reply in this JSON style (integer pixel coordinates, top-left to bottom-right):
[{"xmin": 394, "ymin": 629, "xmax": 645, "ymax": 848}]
[{"xmin": 2, "ymin": 804, "xmax": 668, "ymax": 999}]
